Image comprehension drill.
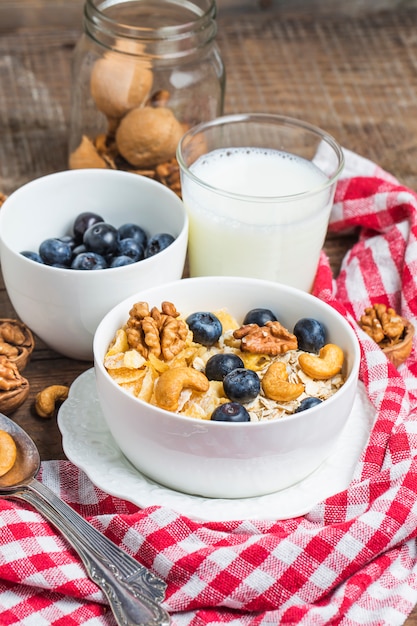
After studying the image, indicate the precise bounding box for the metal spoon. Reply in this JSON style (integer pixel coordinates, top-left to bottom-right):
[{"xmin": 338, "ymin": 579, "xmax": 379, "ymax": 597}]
[{"xmin": 0, "ymin": 412, "xmax": 170, "ymax": 626}]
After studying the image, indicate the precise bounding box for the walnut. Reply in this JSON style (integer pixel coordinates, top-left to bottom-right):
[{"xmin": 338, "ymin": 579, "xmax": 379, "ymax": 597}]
[
  {"xmin": 359, "ymin": 303, "xmax": 414, "ymax": 367},
  {"xmin": 69, "ymin": 134, "xmax": 182, "ymax": 195},
  {"xmin": 115, "ymin": 106, "xmax": 184, "ymax": 168},
  {"xmin": 0, "ymin": 320, "xmax": 33, "ymax": 413},
  {"xmin": 233, "ymin": 321, "xmax": 298, "ymax": 355},
  {"xmin": 0, "ymin": 357, "xmax": 23, "ymax": 391},
  {"xmin": 359, "ymin": 304, "xmax": 405, "ymax": 345},
  {"xmin": 155, "ymin": 158, "xmax": 181, "ymax": 195},
  {"xmin": 69, "ymin": 135, "xmax": 107, "ymax": 170},
  {"xmin": 125, "ymin": 301, "xmax": 188, "ymax": 361},
  {"xmin": 0, "ymin": 355, "xmax": 30, "ymax": 414},
  {"xmin": 0, "ymin": 319, "xmax": 35, "ymax": 371},
  {"xmin": 90, "ymin": 52, "xmax": 153, "ymax": 121},
  {"xmin": 147, "ymin": 89, "xmax": 171, "ymax": 108}
]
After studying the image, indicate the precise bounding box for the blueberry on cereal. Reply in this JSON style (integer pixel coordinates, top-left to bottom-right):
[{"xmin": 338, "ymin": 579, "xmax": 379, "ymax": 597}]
[
  {"xmin": 295, "ymin": 397, "xmax": 323, "ymax": 413},
  {"xmin": 211, "ymin": 402, "xmax": 251, "ymax": 422},
  {"xmin": 223, "ymin": 368, "xmax": 260, "ymax": 403},
  {"xmin": 293, "ymin": 318, "xmax": 326, "ymax": 353},
  {"xmin": 243, "ymin": 308, "xmax": 278, "ymax": 326},
  {"xmin": 205, "ymin": 353, "xmax": 244, "ymax": 381},
  {"xmin": 186, "ymin": 311, "xmax": 222, "ymax": 346}
]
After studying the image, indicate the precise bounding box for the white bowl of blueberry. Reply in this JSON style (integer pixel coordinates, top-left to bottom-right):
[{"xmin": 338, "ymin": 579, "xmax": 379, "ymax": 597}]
[
  {"xmin": 0, "ymin": 169, "xmax": 188, "ymax": 360},
  {"xmin": 93, "ymin": 276, "xmax": 361, "ymax": 499}
]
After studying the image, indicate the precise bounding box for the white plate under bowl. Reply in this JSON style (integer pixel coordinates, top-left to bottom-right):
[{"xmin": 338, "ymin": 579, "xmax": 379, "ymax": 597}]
[{"xmin": 58, "ymin": 369, "xmax": 376, "ymax": 522}]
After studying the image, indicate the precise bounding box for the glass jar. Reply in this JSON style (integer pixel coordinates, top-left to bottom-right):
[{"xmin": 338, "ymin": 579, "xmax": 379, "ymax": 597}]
[{"xmin": 69, "ymin": 0, "xmax": 225, "ymax": 195}]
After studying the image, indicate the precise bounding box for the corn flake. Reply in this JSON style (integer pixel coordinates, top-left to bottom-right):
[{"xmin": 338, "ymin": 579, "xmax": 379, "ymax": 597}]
[{"xmin": 104, "ymin": 305, "xmax": 346, "ymax": 422}]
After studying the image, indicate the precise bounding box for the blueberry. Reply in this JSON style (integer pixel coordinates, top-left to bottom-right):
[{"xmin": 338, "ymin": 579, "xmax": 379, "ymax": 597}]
[
  {"xmin": 293, "ymin": 318, "xmax": 326, "ymax": 353},
  {"xmin": 186, "ymin": 312, "xmax": 222, "ymax": 346},
  {"xmin": 71, "ymin": 251, "xmax": 107, "ymax": 270},
  {"xmin": 117, "ymin": 237, "xmax": 145, "ymax": 262},
  {"xmin": 211, "ymin": 402, "xmax": 251, "ymax": 422},
  {"xmin": 109, "ymin": 255, "xmax": 136, "ymax": 267},
  {"xmin": 295, "ymin": 397, "xmax": 323, "ymax": 413},
  {"xmin": 59, "ymin": 235, "xmax": 76, "ymax": 250},
  {"xmin": 118, "ymin": 223, "xmax": 148, "ymax": 248},
  {"xmin": 205, "ymin": 353, "xmax": 244, "ymax": 381},
  {"xmin": 145, "ymin": 233, "xmax": 175, "ymax": 258},
  {"xmin": 73, "ymin": 211, "xmax": 104, "ymax": 243},
  {"xmin": 223, "ymin": 368, "xmax": 260, "ymax": 403},
  {"xmin": 243, "ymin": 308, "xmax": 278, "ymax": 326},
  {"xmin": 83, "ymin": 222, "xmax": 119, "ymax": 256},
  {"xmin": 39, "ymin": 238, "xmax": 73, "ymax": 266},
  {"xmin": 72, "ymin": 243, "xmax": 87, "ymax": 257},
  {"xmin": 21, "ymin": 250, "xmax": 44, "ymax": 264}
]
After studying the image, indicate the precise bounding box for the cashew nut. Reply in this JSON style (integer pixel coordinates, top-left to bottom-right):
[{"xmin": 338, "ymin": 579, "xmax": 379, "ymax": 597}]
[
  {"xmin": 298, "ymin": 344, "xmax": 344, "ymax": 380},
  {"xmin": 0, "ymin": 429, "xmax": 17, "ymax": 476},
  {"xmin": 154, "ymin": 367, "xmax": 209, "ymax": 412},
  {"xmin": 35, "ymin": 385, "xmax": 70, "ymax": 419},
  {"xmin": 261, "ymin": 361, "xmax": 304, "ymax": 401}
]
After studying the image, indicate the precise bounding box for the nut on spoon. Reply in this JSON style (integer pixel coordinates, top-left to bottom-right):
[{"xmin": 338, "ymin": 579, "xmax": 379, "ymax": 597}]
[{"xmin": 0, "ymin": 412, "xmax": 170, "ymax": 626}]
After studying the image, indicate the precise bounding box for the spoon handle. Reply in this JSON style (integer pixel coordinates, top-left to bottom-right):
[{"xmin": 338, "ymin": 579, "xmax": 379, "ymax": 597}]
[{"xmin": 13, "ymin": 479, "xmax": 170, "ymax": 626}]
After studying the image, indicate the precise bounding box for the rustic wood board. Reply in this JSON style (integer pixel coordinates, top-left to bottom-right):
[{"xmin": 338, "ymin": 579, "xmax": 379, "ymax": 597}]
[{"xmin": 2, "ymin": 3, "xmax": 417, "ymax": 622}]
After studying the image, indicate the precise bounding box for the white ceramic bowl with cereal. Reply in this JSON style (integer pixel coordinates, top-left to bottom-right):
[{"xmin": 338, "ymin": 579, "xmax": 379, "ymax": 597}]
[
  {"xmin": 93, "ymin": 276, "xmax": 361, "ymax": 499},
  {"xmin": 0, "ymin": 169, "xmax": 188, "ymax": 360}
]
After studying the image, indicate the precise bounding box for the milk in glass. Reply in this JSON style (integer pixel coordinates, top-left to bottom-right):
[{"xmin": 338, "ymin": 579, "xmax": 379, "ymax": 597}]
[{"xmin": 183, "ymin": 147, "xmax": 332, "ymax": 291}]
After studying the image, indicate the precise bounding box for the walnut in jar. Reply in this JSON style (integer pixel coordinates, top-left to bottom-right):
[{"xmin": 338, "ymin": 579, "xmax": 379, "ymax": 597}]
[
  {"xmin": 90, "ymin": 52, "xmax": 153, "ymax": 121},
  {"xmin": 69, "ymin": 135, "xmax": 108, "ymax": 170},
  {"xmin": 115, "ymin": 106, "xmax": 184, "ymax": 168}
]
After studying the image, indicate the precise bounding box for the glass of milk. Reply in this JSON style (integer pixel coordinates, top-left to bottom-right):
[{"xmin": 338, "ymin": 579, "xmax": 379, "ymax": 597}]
[{"xmin": 177, "ymin": 113, "xmax": 344, "ymax": 292}]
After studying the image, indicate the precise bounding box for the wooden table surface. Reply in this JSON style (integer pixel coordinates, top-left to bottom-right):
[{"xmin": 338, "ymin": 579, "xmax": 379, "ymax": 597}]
[{"xmin": 1, "ymin": 1, "xmax": 417, "ymax": 623}]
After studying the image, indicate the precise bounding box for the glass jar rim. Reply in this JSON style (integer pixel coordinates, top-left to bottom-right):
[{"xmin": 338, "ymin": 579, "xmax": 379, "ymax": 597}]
[{"xmin": 84, "ymin": 0, "xmax": 217, "ymax": 42}]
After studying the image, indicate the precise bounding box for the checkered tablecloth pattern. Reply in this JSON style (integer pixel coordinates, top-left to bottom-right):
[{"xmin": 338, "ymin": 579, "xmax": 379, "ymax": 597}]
[{"xmin": 2, "ymin": 149, "xmax": 417, "ymax": 625}]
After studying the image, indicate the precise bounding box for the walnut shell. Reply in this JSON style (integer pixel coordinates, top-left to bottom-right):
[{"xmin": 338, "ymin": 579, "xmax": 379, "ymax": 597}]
[
  {"xmin": 0, "ymin": 378, "xmax": 30, "ymax": 414},
  {"xmin": 69, "ymin": 135, "xmax": 108, "ymax": 170},
  {"xmin": 90, "ymin": 53, "xmax": 153, "ymax": 120},
  {"xmin": 382, "ymin": 318, "xmax": 414, "ymax": 368},
  {"xmin": 115, "ymin": 106, "xmax": 184, "ymax": 168},
  {"xmin": 0, "ymin": 319, "xmax": 35, "ymax": 371}
]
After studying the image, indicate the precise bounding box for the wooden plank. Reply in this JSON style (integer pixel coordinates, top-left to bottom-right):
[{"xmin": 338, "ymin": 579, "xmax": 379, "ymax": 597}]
[
  {"xmin": 0, "ymin": 0, "xmax": 84, "ymax": 32},
  {"xmin": 2, "ymin": 0, "xmax": 417, "ymax": 34},
  {"xmin": 2, "ymin": 4, "xmax": 417, "ymax": 620}
]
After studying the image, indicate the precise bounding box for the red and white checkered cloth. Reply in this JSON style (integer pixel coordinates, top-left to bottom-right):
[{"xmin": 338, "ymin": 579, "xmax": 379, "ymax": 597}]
[{"xmin": 2, "ymin": 148, "xmax": 417, "ymax": 625}]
